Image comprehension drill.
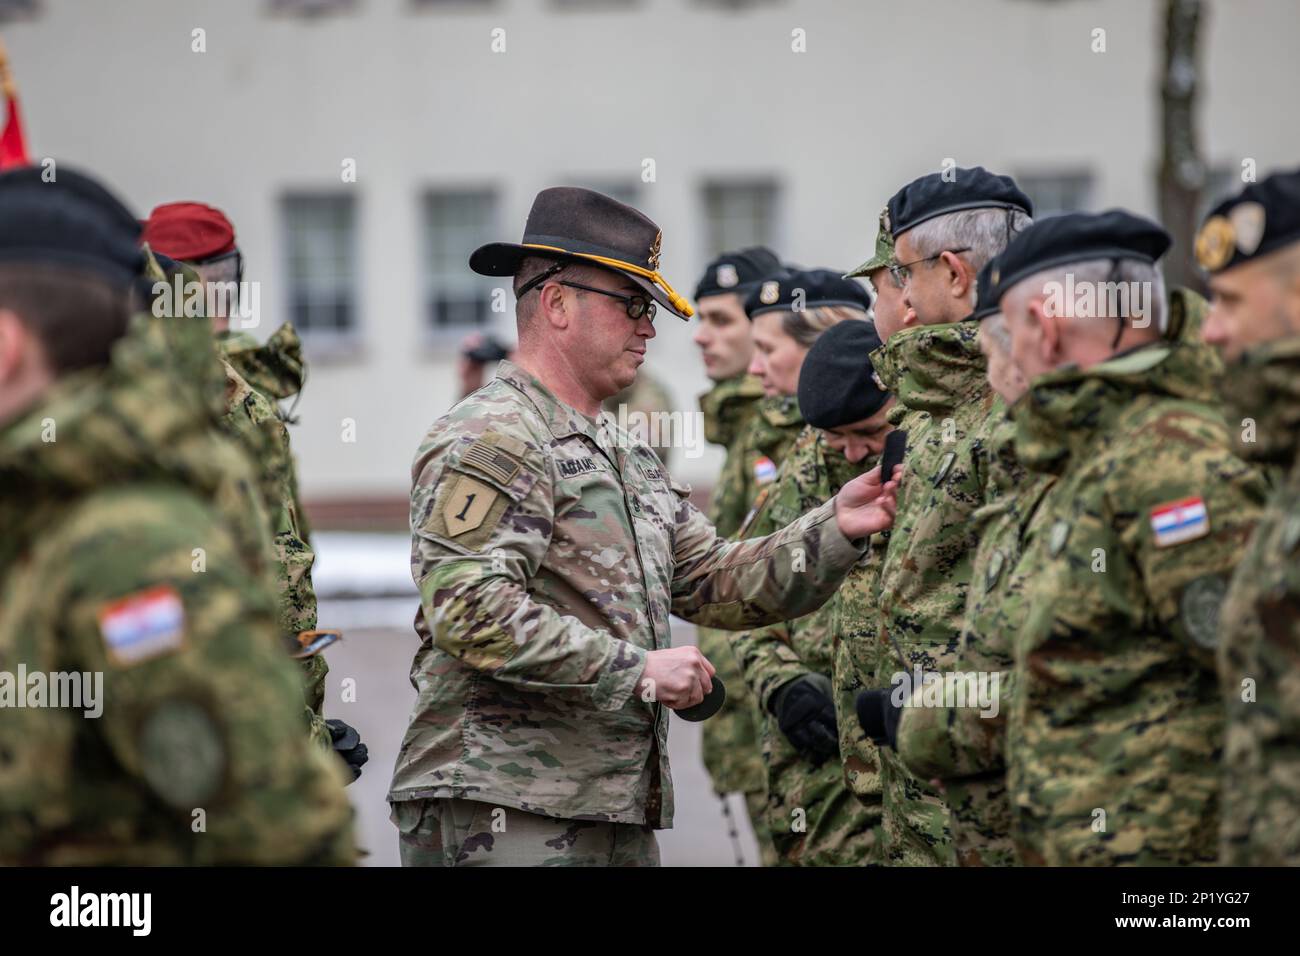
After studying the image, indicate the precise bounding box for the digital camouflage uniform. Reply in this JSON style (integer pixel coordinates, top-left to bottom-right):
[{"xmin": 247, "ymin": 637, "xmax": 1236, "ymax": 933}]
[
  {"xmin": 728, "ymin": 425, "xmax": 882, "ymax": 865},
  {"xmin": 866, "ymin": 321, "xmax": 997, "ymax": 865},
  {"xmin": 388, "ymin": 362, "xmax": 868, "ymax": 864},
  {"xmin": 894, "ymin": 416, "xmax": 1053, "ymax": 866},
  {"xmin": 1217, "ymin": 335, "xmax": 1300, "ymax": 865},
  {"xmin": 1005, "ymin": 340, "xmax": 1268, "ymax": 865},
  {"xmin": 0, "ymin": 311, "xmax": 355, "ymax": 865},
  {"xmin": 695, "ymin": 373, "xmax": 775, "ymax": 863}
]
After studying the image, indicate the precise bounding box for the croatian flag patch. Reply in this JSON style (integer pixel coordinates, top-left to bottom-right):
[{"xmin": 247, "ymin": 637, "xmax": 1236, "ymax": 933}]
[
  {"xmin": 97, "ymin": 585, "xmax": 187, "ymax": 667},
  {"xmin": 1150, "ymin": 497, "xmax": 1210, "ymax": 548},
  {"xmin": 753, "ymin": 456, "xmax": 778, "ymax": 485}
]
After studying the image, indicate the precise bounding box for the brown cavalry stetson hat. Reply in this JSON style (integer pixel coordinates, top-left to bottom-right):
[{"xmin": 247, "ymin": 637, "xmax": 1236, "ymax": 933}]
[{"xmin": 469, "ymin": 186, "xmax": 694, "ymax": 319}]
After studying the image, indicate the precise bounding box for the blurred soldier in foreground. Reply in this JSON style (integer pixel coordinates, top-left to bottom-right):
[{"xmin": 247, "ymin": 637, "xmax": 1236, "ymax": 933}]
[
  {"xmin": 1198, "ymin": 167, "xmax": 1300, "ymax": 865},
  {"xmin": 0, "ymin": 166, "xmax": 355, "ymax": 864},
  {"xmin": 691, "ymin": 246, "xmax": 783, "ymax": 865},
  {"xmin": 735, "ymin": 288, "xmax": 895, "ymax": 865},
  {"xmin": 141, "ymin": 203, "xmax": 366, "ymax": 779},
  {"xmin": 864, "ymin": 168, "xmax": 1033, "ymax": 865},
  {"xmin": 994, "ymin": 210, "xmax": 1267, "ymax": 864},
  {"xmin": 387, "ymin": 187, "xmax": 898, "ymax": 866}
]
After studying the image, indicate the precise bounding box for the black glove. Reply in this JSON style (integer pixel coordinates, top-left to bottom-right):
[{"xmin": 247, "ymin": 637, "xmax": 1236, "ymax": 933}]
[
  {"xmin": 855, "ymin": 689, "xmax": 903, "ymax": 749},
  {"xmin": 771, "ymin": 674, "xmax": 840, "ymax": 766},
  {"xmin": 326, "ymin": 718, "xmax": 369, "ymax": 782}
]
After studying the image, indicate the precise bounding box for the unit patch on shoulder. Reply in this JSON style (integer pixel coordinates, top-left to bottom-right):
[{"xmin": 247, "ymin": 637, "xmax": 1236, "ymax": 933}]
[
  {"xmin": 753, "ymin": 456, "xmax": 777, "ymax": 485},
  {"xmin": 1150, "ymin": 496, "xmax": 1209, "ymax": 548},
  {"xmin": 461, "ymin": 438, "xmax": 521, "ymax": 486},
  {"xmin": 442, "ymin": 474, "xmax": 501, "ymax": 537},
  {"xmin": 97, "ymin": 585, "xmax": 187, "ymax": 667}
]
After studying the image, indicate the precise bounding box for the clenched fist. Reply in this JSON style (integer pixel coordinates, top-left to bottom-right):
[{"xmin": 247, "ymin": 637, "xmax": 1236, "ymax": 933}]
[{"xmin": 638, "ymin": 646, "xmax": 716, "ymax": 709}]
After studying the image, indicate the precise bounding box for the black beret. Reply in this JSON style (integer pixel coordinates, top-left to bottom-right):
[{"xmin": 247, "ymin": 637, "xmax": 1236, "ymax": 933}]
[
  {"xmin": 743, "ymin": 267, "xmax": 872, "ymax": 320},
  {"xmin": 694, "ymin": 246, "xmax": 783, "ymax": 300},
  {"xmin": 969, "ymin": 258, "xmax": 1002, "ymax": 321},
  {"xmin": 990, "ymin": 209, "xmax": 1171, "ymax": 298},
  {"xmin": 1196, "ymin": 167, "xmax": 1300, "ymax": 274},
  {"xmin": 0, "ymin": 165, "xmax": 143, "ymax": 287},
  {"xmin": 887, "ymin": 166, "xmax": 1032, "ymax": 239},
  {"xmin": 798, "ymin": 320, "xmax": 890, "ymax": 429}
]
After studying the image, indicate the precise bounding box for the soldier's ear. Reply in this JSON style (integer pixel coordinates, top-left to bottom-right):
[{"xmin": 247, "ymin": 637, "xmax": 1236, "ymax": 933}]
[
  {"xmin": 1029, "ymin": 298, "xmax": 1061, "ymax": 363},
  {"xmin": 942, "ymin": 250, "xmax": 974, "ymax": 300},
  {"xmin": 537, "ymin": 279, "xmax": 571, "ymax": 331}
]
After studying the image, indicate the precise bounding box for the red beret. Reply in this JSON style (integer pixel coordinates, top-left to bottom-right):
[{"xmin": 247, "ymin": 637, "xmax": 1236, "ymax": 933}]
[{"xmin": 140, "ymin": 201, "xmax": 236, "ymax": 261}]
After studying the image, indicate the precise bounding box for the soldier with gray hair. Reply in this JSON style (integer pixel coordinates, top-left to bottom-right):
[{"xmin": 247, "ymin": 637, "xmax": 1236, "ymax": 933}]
[{"xmin": 991, "ymin": 209, "xmax": 1267, "ymax": 864}]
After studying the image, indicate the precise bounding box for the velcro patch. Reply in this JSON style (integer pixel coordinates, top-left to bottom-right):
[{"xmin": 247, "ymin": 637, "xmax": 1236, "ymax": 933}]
[
  {"xmin": 442, "ymin": 474, "xmax": 501, "ymax": 537},
  {"xmin": 557, "ymin": 456, "xmax": 600, "ymax": 479},
  {"xmin": 461, "ymin": 439, "xmax": 521, "ymax": 486},
  {"xmin": 1150, "ymin": 496, "xmax": 1209, "ymax": 548},
  {"xmin": 98, "ymin": 585, "xmax": 186, "ymax": 667}
]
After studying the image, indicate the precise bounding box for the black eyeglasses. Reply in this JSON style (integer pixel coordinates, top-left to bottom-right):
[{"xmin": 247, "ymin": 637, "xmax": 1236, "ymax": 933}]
[
  {"xmin": 558, "ymin": 280, "xmax": 657, "ymax": 321},
  {"xmin": 889, "ymin": 246, "xmax": 972, "ymax": 284}
]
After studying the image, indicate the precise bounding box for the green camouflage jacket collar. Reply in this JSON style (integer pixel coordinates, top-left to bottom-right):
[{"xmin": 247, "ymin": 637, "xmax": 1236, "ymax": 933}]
[
  {"xmin": 1218, "ymin": 334, "xmax": 1300, "ymax": 466},
  {"xmin": 759, "ymin": 393, "xmax": 803, "ymax": 429},
  {"xmin": 871, "ymin": 320, "xmax": 987, "ymax": 419},
  {"xmin": 1, "ymin": 313, "xmax": 228, "ymax": 502},
  {"xmin": 1012, "ymin": 341, "xmax": 1216, "ymax": 475},
  {"xmin": 216, "ymin": 323, "xmax": 306, "ymax": 401},
  {"xmin": 496, "ymin": 360, "xmax": 606, "ymax": 445},
  {"xmin": 699, "ymin": 374, "xmax": 764, "ymax": 447}
]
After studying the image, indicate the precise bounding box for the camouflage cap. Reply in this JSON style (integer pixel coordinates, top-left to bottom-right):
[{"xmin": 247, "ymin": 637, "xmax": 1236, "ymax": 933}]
[{"xmin": 845, "ymin": 208, "xmax": 895, "ymax": 278}]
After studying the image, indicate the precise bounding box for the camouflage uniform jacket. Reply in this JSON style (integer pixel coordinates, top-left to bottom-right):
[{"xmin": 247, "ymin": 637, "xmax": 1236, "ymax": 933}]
[
  {"xmin": 1216, "ymin": 335, "xmax": 1300, "ymax": 865},
  {"xmin": 697, "ymin": 373, "xmax": 770, "ymax": 797},
  {"xmin": 388, "ymin": 362, "xmax": 868, "ymax": 827},
  {"xmin": 215, "ymin": 326, "xmax": 328, "ymax": 744},
  {"xmin": 894, "ymin": 416, "xmax": 1054, "ymax": 866},
  {"xmin": 867, "ymin": 320, "xmax": 998, "ymax": 865},
  {"xmin": 1006, "ymin": 341, "xmax": 1268, "ymax": 865},
  {"xmin": 728, "ymin": 424, "xmax": 882, "ymax": 864},
  {"xmin": 720, "ymin": 394, "xmax": 805, "ymax": 540},
  {"xmin": 0, "ymin": 313, "xmax": 355, "ymax": 865},
  {"xmin": 701, "ymin": 374, "xmax": 768, "ymax": 539}
]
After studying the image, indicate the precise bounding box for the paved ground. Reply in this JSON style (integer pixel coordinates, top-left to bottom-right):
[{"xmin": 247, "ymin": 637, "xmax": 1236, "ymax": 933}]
[{"xmin": 320, "ymin": 599, "xmax": 761, "ymax": 867}]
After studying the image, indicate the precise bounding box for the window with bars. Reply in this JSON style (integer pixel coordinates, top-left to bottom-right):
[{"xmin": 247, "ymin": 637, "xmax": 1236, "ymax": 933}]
[
  {"xmin": 701, "ymin": 180, "xmax": 779, "ymax": 259},
  {"xmin": 282, "ymin": 194, "xmax": 358, "ymax": 338},
  {"xmin": 423, "ymin": 189, "xmax": 500, "ymax": 333}
]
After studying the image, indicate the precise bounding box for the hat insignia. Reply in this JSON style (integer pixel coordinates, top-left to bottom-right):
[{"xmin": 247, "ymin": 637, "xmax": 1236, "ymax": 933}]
[
  {"xmin": 1229, "ymin": 201, "xmax": 1266, "ymax": 256},
  {"xmin": 716, "ymin": 264, "xmax": 739, "ymax": 288},
  {"xmin": 1195, "ymin": 215, "xmax": 1235, "ymax": 271},
  {"xmin": 648, "ymin": 231, "xmax": 662, "ymax": 271},
  {"xmin": 759, "ymin": 280, "xmax": 780, "ymax": 304}
]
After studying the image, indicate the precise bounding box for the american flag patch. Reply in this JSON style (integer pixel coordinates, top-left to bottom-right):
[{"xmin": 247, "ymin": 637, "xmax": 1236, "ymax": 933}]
[
  {"xmin": 753, "ymin": 456, "xmax": 777, "ymax": 485},
  {"xmin": 1150, "ymin": 496, "xmax": 1210, "ymax": 548},
  {"xmin": 97, "ymin": 585, "xmax": 186, "ymax": 666},
  {"xmin": 461, "ymin": 440, "xmax": 520, "ymax": 485}
]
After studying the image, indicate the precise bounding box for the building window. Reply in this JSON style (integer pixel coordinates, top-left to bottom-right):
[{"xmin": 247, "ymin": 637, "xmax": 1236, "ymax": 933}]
[
  {"xmin": 0, "ymin": 0, "xmax": 40, "ymax": 22},
  {"xmin": 1015, "ymin": 171, "xmax": 1095, "ymax": 218},
  {"xmin": 282, "ymin": 194, "xmax": 358, "ymax": 339},
  {"xmin": 701, "ymin": 180, "xmax": 779, "ymax": 258},
  {"xmin": 423, "ymin": 189, "xmax": 500, "ymax": 334}
]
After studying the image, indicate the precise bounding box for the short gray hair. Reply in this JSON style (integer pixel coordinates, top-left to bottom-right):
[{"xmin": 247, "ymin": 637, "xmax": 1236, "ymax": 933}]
[
  {"xmin": 777, "ymin": 304, "xmax": 867, "ymax": 348},
  {"xmin": 907, "ymin": 207, "xmax": 1034, "ymax": 275},
  {"xmin": 1004, "ymin": 257, "xmax": 1168, "ymax": 334}
]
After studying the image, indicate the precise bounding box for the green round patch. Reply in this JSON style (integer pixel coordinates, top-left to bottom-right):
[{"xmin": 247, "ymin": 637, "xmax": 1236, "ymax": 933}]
[
  {"xmin": 138, "ymin": 699, "xmax": 227, "ymax": 809},
  {"xmin": 1180, "ymin": 575, "xmax": 1228, "ymax": 650}
]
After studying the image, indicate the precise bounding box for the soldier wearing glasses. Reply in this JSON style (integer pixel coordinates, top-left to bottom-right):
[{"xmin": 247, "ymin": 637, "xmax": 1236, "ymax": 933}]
[{"xmin": 388, "ymin": 187, "xmax": 900, "ymax": 866}]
